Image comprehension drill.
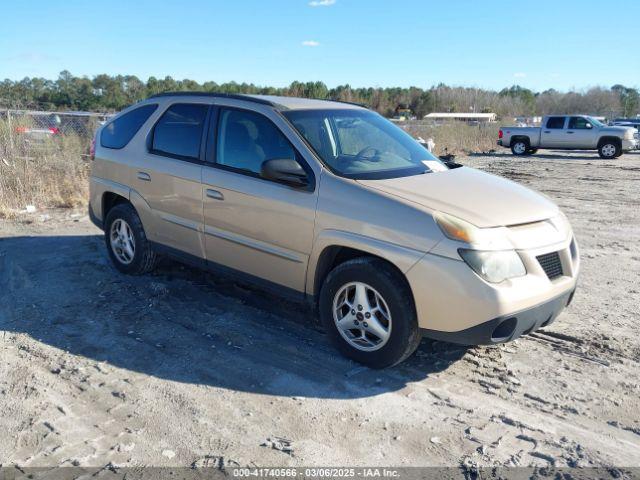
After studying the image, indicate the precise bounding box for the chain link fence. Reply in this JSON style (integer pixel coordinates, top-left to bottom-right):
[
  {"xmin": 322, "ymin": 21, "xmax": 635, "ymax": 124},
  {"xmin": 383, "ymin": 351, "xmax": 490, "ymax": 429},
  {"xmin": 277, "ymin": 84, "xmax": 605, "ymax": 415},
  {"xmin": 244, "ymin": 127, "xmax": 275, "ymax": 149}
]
[
  {"xmin": 0, "ymin": 109, "xmax": 112, "ymax": 141},
  {"xmin": 0, "ymin": 109, "xmax": 112, "ymax": 216}
]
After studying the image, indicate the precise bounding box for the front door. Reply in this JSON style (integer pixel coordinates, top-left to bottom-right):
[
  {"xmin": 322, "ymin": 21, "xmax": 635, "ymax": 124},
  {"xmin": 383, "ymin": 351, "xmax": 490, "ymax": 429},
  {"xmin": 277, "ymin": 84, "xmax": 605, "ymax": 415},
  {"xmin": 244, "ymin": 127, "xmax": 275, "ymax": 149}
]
[
  {"xmin": 201, "ymin": 106, "xmax": 318, "ymax": 293},
  {"xmin": 566, "ymin": 116, "xmax": 596, "ymax": 149}
]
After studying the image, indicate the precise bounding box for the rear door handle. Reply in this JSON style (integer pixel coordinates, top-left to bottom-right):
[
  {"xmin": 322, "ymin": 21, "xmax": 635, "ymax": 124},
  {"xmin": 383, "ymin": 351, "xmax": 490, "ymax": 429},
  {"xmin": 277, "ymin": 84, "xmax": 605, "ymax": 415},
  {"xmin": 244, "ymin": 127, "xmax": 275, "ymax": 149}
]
[
  {"xmin": 137, "ymin": 172, "xmax": 151, "ymax": 181},
  {"xmin": 206, "ymin": 189, "xmax": 224, "ymax": 201},
  {"xmin": 566, "ymin": 131, "xmax": 574, "ymax": 134},
  {"xmin": 543, "ymin": 130, "xmax": 551, "ymax": 133}
]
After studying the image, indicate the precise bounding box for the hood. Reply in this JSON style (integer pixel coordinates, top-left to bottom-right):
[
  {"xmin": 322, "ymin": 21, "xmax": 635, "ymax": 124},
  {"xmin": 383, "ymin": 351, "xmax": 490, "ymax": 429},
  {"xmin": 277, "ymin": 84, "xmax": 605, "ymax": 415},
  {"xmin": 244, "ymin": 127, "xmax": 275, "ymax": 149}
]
[
  {"xmin": 601, "ymin": 125, "xmax": 635, "ymax": 137},
  {"xmin": 357, "ymin": 167, "xmax": 558, "ymax": 228}
]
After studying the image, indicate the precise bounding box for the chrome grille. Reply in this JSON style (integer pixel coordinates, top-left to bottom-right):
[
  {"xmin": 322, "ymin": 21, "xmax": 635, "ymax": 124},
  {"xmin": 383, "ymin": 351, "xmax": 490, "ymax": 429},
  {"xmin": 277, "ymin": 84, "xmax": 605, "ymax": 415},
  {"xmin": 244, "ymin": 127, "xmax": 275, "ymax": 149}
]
[{"xmin": 537, "ymin": 251, "xmax": 563, "ymax": 280}]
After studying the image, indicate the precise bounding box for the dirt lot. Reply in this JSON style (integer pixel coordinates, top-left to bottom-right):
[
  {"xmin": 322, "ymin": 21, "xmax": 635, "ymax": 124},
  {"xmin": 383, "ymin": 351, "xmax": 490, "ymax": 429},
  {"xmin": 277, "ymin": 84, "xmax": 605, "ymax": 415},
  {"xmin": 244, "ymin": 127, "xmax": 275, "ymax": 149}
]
[{"xmin": 1, "ymin": 150, "xmax": 639, "ymax": 470}]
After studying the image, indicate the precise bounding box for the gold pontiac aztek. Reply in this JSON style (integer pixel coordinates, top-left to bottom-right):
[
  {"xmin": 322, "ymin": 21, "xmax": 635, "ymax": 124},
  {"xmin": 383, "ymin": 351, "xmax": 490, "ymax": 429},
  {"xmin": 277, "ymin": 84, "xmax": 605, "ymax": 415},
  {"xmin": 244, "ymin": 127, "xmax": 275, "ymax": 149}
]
[{"xmin": 89, "ymin": 93, "xmax": 579, "ymax": 368}]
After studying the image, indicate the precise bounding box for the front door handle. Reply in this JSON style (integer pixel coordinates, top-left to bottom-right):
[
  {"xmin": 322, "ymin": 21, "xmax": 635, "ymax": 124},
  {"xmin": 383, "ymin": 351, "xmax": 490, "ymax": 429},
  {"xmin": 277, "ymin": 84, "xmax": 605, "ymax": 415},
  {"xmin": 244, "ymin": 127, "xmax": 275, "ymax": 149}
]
[
  {"xmin": 137, "ymin": 172, "xmax": 151, "ymax": 181},
  {"xmin": 206, "ymin": 189, "xmax": 224, "ymax": 201},
  {"xmin": 566, "ymin": 131, "xmax": 574, "ymax": 134}
]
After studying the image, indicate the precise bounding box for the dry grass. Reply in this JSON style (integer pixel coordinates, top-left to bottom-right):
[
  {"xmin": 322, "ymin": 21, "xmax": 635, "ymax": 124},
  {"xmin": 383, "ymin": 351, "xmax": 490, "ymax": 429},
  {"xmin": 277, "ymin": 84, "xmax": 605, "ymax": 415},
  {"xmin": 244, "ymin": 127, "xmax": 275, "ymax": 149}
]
[
  {"xmin": 0, "ymin": 119, "xmax": 90, "ymax": 218},
  {"xmin": 402, "ymin": 121, "xmax": 500, "ymax": 156}
]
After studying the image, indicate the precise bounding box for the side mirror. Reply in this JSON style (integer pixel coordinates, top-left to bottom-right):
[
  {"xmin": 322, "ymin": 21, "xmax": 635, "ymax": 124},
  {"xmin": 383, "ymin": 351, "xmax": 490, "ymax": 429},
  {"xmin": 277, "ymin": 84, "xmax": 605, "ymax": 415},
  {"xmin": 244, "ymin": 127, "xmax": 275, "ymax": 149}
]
[
  {"xmin": 585, "ymin": 123, "xmax": 592, "ymax": 129},
  {"xmin": 261, "ymin": 158, "xmax": 309, "ymax": 187}
]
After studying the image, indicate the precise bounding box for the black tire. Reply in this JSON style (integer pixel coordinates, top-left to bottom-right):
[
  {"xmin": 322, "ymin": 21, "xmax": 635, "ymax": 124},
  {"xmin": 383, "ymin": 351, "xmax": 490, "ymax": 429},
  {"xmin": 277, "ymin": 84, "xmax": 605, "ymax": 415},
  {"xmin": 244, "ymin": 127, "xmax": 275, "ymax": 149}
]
[
  {"xmin": 104, "ymin": 203, "xmax": 158, "ymax": 275},
  {"xmin": 319, "ymin": 257, "xmax": 422, "ymax": 368},
  {"xmin": 526, "ymin": 148, "xmax": 538, "ymax": 155},
  {"xmin": 511, "ymin": 139, "xmax": 529, "ymax": 156},
  {"xmin": 598, "ymin": 141, "xmax": 621, "ymax": 159}
]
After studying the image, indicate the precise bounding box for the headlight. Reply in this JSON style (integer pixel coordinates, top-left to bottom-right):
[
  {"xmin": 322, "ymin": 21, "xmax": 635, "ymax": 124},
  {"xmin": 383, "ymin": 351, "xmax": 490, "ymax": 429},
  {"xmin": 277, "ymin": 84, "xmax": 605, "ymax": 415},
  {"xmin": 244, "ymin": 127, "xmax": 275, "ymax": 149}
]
[
  {"xmin": 434, "ymin": 211, "xmax": 512, "ymax": 249},
  {"xmin": 458, "ymin": 249, "xmax": 526, "ymax": 283}
]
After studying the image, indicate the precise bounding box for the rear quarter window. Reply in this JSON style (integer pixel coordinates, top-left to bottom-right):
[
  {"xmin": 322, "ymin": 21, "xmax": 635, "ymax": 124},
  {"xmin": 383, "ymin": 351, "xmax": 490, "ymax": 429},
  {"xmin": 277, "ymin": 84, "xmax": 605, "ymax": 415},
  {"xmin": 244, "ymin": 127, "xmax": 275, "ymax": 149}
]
[{"xmin": 100, "ymin": 104, "xmax": 158, "ymax": 149}]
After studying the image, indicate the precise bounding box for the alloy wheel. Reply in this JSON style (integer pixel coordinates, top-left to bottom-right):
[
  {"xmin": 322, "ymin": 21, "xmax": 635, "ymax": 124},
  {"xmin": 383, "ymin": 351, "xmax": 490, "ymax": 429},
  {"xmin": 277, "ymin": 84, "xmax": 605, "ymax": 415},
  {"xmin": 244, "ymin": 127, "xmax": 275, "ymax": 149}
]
[
  {"xmin": 110, "ymin": 218, "xmax": 136, "ymax": 264},
  {"xmin": 332, "ymin": 282, "xmax": 392, "ymax": 351},
  {"xmin": 601, "ymin": 144, "xmax": 616, "ymax": 157},
  {"xmin": 513, "ymin": 142, "xmax": 527, "ymax": 154}
]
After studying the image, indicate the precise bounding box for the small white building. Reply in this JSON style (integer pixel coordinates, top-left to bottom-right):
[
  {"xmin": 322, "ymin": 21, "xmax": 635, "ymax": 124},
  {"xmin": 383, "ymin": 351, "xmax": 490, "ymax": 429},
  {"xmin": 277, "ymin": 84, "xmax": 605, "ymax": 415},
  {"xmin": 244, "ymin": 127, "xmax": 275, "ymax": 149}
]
[{"xmin": 423, "ymin": 112, "xmax": 497, "ymax": 123}]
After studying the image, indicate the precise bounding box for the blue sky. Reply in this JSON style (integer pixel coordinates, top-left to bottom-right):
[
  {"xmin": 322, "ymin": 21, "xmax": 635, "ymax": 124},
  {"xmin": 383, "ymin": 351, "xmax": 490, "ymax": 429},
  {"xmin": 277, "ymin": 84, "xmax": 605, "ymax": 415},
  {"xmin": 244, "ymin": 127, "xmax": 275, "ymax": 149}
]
[{"xmin": 2, "ymin": 0, "xmax": 639, "ymax": 91}]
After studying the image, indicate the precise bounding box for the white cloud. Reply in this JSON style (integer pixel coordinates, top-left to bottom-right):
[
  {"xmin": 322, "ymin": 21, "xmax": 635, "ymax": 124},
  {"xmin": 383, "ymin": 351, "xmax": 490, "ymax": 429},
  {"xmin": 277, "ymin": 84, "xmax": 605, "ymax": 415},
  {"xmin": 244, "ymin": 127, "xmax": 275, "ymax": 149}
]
[
  {"xmin": 309, "ymin": 0, "xmax": 336, "ymax": 6},
  {"xmin": 513, "ymin": 72, "xmax": 527, "ymax": 78},
  {"xmin": 302, "ymin": 40, "xmax": 320, "ymax": 47}
]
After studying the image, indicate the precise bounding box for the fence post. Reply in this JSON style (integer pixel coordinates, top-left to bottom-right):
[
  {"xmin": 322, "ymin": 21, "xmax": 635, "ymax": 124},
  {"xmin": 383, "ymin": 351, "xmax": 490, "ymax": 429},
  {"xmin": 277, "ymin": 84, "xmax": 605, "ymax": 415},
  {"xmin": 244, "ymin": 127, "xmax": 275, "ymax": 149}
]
[{"xmin": 6, "ymin": 109, "xmax": 14, "ymax": 150}]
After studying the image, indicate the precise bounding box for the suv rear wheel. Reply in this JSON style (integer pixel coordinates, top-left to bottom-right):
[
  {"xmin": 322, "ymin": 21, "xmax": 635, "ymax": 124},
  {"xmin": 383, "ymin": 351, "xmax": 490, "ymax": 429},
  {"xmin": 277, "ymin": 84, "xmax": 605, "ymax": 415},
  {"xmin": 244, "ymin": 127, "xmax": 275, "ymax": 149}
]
[
  {"xmin": 319, "ymin": 257, "xmax": 422, "ymax": 368},
  {"xmin": 105, "ymin": 203, "xmax": 158, "ymax": 275}
]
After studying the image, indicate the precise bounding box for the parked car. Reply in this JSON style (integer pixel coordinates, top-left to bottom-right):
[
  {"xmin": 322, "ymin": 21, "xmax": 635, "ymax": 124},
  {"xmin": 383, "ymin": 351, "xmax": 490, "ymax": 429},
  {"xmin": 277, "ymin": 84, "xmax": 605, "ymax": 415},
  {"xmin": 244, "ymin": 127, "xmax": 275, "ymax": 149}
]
[
  {"xmin": 498, "ymin": 115, "xmax": 638, "ymax": 158},
  {"xmin": 14, "ymin": 113, "xmax": 63, "ymax": 143},
  {"xmin": 612, "ymin": 117, "xmax": 640, "ymax": 125},
  {"xmin": 610, "ymin": 118, "xmax": 640, "ymax": 135},
  {"xmin": 89, "ymin": 93, "xmax": 579, "ymax": 368}
]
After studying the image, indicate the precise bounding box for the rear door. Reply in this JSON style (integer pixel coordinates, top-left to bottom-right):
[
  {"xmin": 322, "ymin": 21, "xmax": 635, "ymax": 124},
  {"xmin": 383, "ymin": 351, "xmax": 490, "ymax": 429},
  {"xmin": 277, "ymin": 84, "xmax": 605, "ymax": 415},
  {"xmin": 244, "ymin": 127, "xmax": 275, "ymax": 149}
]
[
  {"xmin": 130, "ymin": 102, "xmax": 209, "ymax": 261},
  {"xmin": 201, "ymin": 104, "xmax": 318, "ymax": 293},
  {"xmin": 540, "ymin": 116, "xmax": 567, "ymax": 148},
  {"xmin": 567, "ymin": 116, "xmax": 596, "ymax": 149}
]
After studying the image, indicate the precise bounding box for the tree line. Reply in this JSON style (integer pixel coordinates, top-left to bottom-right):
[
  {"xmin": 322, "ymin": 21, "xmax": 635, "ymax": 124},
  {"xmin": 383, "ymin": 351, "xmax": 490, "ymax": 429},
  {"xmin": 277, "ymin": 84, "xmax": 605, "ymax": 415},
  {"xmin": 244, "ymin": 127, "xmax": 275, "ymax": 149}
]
[{"xmin": 1, "ymin": 71, "xmax": 638, "ymax": 119}]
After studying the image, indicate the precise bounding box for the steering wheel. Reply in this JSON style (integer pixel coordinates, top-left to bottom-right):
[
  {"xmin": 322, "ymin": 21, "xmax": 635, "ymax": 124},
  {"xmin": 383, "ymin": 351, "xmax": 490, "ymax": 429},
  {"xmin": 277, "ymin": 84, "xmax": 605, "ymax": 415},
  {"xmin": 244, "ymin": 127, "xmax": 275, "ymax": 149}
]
[{"xmin": 355, "ymin": 146, "xmax": 382, "ymax": 161}]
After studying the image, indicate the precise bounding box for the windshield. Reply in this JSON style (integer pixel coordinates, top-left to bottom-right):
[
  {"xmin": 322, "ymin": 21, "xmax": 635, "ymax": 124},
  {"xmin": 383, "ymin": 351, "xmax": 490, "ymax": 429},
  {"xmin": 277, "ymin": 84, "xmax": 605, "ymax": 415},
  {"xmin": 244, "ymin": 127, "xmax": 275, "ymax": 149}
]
[
  {"xmin": 283, "ymin": 109, "xmax": 442, "ymax": 179},
  {"xmin": 586, "ymin": 116, "xmax": 605, "ymax": 127}
]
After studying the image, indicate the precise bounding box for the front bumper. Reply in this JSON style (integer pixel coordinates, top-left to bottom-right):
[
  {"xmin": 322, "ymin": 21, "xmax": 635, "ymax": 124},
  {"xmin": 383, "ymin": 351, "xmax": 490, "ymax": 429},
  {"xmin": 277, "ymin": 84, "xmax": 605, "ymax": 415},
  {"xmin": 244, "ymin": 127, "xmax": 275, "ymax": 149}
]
[
  {"xmin": 421, "ymin": 288, "xmax": 575, "ymax": 345},
  {"xmin": 406, "ymin": 234, "xmax": 579, "ymax": 344},
  {"xmin": 622, "ymin": 138, "xmax": 638, "ymax": 151}
]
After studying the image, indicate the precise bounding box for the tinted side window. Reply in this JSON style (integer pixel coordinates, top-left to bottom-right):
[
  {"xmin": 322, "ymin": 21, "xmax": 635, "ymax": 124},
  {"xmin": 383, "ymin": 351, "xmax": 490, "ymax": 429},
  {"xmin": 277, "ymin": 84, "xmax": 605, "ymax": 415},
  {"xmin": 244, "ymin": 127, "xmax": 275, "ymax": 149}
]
[
  {"xmin": 568, "ymin": 117, "xmax": 591, "ymax": 129},
  {"xmin": 216, "ymin": 109, "xmax": 295, "ymax": 175},
  {"xmin": 546, "ymin": 117, "xmax": 566, "ymax": 129},
  {"xmin": 152, "ymin": 103, "xmax": 209, "ymax": 159},
  {"xmin": 101, "ymin": 104, "xmax": 157, "ymax": 149}
]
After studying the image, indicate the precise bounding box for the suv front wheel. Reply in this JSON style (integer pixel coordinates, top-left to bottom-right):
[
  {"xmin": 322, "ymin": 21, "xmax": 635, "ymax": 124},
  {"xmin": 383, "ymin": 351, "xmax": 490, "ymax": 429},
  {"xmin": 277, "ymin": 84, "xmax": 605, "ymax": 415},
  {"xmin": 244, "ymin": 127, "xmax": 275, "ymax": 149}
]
[
  {"xmin": 104, "ymin": 203, "xmax": 158, "ymax": 275},
  {"xmin": 319, "ymin": 257, "xmax": 422, "ymax": 368}
]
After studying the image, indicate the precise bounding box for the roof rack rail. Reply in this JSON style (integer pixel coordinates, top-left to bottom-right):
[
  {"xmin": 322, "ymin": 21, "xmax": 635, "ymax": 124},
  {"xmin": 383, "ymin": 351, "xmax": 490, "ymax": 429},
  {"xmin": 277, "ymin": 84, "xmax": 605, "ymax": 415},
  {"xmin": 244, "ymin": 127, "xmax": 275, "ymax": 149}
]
[
  {"xmin": 330, "ymin": 99, "xmax": 368, "ymax": 108},
  {"xmin": 146, "ymin": 92, "xmax": 277, "ymax": 107}
]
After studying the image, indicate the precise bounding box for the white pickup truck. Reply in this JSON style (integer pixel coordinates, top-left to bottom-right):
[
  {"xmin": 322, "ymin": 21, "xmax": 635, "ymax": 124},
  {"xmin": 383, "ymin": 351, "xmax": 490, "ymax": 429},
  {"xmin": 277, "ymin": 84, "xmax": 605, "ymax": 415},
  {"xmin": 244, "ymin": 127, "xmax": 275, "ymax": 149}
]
[{"xmin": 498, "ymin": 115, "xmax": 638, "ymax": 159}]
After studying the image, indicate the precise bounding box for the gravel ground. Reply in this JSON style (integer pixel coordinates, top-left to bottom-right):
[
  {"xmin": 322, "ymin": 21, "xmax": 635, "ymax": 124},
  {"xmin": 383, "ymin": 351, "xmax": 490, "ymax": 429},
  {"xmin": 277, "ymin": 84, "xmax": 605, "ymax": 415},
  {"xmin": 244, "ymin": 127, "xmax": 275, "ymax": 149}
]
[{"xmin": 1, "ymin": 150, "xmax": 639, "ymax": 471}]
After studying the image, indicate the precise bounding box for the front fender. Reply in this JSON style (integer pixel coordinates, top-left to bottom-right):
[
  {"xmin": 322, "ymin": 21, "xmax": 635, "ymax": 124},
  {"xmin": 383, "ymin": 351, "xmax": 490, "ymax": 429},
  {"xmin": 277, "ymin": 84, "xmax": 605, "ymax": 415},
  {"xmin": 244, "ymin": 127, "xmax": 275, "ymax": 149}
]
[{"xmin": 305, "ymin": 229, "xmax": 426, "ymax": 296}]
